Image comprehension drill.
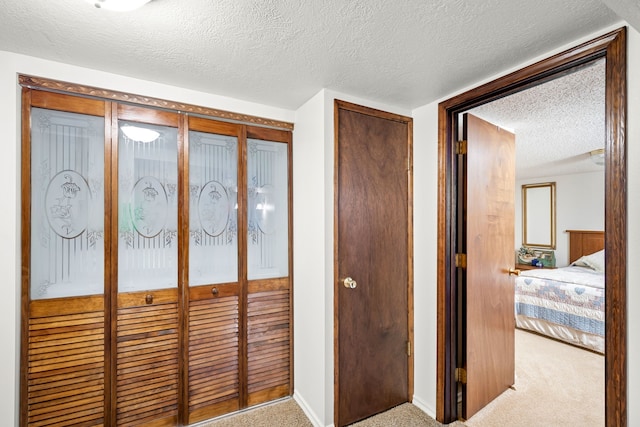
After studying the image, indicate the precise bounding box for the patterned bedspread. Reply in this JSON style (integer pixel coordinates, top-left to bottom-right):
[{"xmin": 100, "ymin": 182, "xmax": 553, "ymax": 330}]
[{"xmin": 515, "ymin": 266, "xmax": 605, "ymax": 336}]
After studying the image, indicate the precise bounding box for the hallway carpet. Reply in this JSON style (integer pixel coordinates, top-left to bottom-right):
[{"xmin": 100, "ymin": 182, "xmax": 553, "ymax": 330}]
[
  {"xmin": 196, "ymin": 398, "xmax": 312, "ymax": 427},
  {"xmin": 349, "ymin": 403, "xmax": 466, "ymax": 427},
  {"xmin": 197, "ymin": 398, "xmax": 465, "ymax": 426},
  {"xmin": 195, "ymin": 330, "xmax": 603, "ymax": 426}
]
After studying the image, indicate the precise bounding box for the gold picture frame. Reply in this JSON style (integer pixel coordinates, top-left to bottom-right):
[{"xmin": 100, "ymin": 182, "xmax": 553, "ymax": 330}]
[{"xmin": 522, "ymin": 182, "xmax": 556, "ymax": 249}]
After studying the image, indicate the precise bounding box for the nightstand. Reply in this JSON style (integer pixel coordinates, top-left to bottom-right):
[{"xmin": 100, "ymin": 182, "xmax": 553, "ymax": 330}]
[{"xmin": 515, "ymin": 263, "xmax": 556, "ymax": 271}]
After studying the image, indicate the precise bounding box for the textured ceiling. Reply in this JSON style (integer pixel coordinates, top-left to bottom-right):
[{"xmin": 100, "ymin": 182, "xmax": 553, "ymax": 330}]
[
  {"xmin": 1, "ymin": 0, "xmax": 636, "ymax": 180},
  {"xmin": 0, "ymin": 0, "xmax": 626, "ymax": 110},
  {"xmin": 470, "ymin": 59, "xmax": 606, "ymax": 180}
]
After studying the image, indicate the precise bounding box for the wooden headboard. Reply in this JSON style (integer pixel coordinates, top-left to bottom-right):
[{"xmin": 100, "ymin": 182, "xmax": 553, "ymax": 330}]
[{"xmin": 567, "ymin": 230, "xmax": 605, "ymax": 264}]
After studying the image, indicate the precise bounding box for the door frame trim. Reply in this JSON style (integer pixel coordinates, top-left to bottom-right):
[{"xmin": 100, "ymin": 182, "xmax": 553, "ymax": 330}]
[
  {"xmin": 436, "ymin": 28, "xmax": 627, "ymax": 425},
  {"xmin": 334, "ymin": 99, "xmax": 414, "ymax": 426}
]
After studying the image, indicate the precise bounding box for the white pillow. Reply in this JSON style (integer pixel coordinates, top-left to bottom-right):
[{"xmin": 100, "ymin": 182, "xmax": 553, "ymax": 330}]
[{"xmin": 572, "ymin": 249, "xmax": 605, "ymax": 272}]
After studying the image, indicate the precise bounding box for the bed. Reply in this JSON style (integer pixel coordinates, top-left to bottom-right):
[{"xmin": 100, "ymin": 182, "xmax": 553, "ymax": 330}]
[{"xmin": 514, "ymin": 230, "xmax": 605, "ymax": 353}]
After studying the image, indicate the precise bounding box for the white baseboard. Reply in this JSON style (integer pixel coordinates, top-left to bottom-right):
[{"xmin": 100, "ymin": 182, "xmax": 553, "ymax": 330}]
[
  {"xmin": 412, "ymin": 395, "xmax": 437, "ymax": 420},
  {"xmin": 293, "ymin": 391, "xmax": 329, "ymax": 427}
]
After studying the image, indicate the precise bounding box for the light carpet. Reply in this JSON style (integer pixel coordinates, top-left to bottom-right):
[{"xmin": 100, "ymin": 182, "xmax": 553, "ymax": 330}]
[
  {"xmin": 465, "ymin": 329, "xmax": 604, "ymax": 427},
  {"xmin": 196, "ymin": 398, "xmax": 312, "ymax": 427},
  {"xmin": 349, "ymin": 403, "xmax": 466, "ymax": 427},
  {"xmin": 197, "ymin": 398, "xmax": 464, "ymax": 427},
  {"xmin": 198, "ymin": 329, "xmax": 603, "ymax": 426}
]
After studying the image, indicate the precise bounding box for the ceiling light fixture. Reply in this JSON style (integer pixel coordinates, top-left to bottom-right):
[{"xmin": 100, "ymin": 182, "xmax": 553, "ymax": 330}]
[
  {"xmin": 86, "ymin": 0, "xmax": 152, "ymax": 11},
  {"xmin": 589, "ymin": 148, "xmax": 605, "ymax": 166},
  {"xmin": 121, "ymin": 125, "xmax": 160, "ymax": 143}
]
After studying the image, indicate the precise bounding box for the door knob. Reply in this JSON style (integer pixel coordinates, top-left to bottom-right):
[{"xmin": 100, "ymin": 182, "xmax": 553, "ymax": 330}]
[
  {"xmin": 343, "ymin": 277, "xmax": 357, "ymax": 288},
  {"xmin": 508, "ymin": 268, "xmax": 521, "ymax": 276}
]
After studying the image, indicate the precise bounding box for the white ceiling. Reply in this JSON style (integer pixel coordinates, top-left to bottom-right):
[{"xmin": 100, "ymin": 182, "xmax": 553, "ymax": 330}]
[
  {"xmin": 0, "ymin": 0, "xmax": 637, "ymax": 179},
  {"xmin": 470, "ymin": 59, "xmax": 606, "ymax": 180},
  {"xmin": 0, "ymin": 0, "xmax": 632, "ymax": 111}
]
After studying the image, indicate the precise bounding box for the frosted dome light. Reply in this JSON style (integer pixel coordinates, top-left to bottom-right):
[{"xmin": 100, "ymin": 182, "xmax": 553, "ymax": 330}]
[
  {"xmin": 121, "ymin": 125, "xmax": 160, "ymax": 143},
  {"xmin": 85, "ymin": 0, "xmax": 152, "ymax": 12}
]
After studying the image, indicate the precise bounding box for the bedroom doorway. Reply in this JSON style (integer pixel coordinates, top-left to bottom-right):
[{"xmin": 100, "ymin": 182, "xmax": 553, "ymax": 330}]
[
  {"xmin": 460, "ymin": 62, "xmax": 607, "ymax": 424},
  {"xmin": 436, "ymin": 27, "xmax": 627, "ymax": 425}
]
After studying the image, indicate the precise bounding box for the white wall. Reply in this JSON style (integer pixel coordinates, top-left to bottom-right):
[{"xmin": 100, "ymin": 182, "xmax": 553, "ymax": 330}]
[
  {"xmin": 292, "ymin": 89, "xmax": 328, "ymax": 426},
  {"xmin": 0, "ymin": 52, "xmax": 20, "ymax": 427},
  {"xmin": 515, "ymin": 171, "xmax": 605, "ymax": 267},
  {"xmin": 0, "ymin": 51, "xmax": 294, "ymax": 426},
  {"xmin": 411, "ymin": 102, "xmax": 440, "ymax": 417},
  {"xmin": 292, "ymin": 89, "xmax": 411, "ymax": 426}
]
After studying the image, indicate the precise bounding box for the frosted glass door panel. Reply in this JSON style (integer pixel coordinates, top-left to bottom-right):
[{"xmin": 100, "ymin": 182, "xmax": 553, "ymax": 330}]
[
  {"xmin": 189, "ymin": 131, "xmax": 238, "ymax": 285},
  {"xmin": 118, "ymin": 121, "xmax": 178, "ymax": 292},
  {"xmin": 247, "ymin": 139, "xmax": 288, "ymax": 280},
  {"xmin": 30, "ymin": 108, "xmax": 105, "ymax": 299}
]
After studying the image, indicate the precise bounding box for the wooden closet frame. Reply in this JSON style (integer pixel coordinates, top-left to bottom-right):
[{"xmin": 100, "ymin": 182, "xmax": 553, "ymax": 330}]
[{"xmin": 19, "ymin": 76, "xmax": 294, "ymax": 426}]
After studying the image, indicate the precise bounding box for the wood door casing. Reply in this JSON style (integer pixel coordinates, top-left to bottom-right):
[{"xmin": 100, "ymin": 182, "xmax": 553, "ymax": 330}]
[
  {"xmin": 335, "ymin": 100, "xmax": 413, "ymax": 427},
  {"xmin": 462, "ymin": 113, "xmax": 515, "ymax": 419},
  {"xmin": 437, "ymin": 28, "xmax": 627, "ymax": 425}
]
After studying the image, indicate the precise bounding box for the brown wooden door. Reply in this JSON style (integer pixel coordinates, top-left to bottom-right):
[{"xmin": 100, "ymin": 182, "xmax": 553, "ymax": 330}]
[
  {"xmin": 462, "ymin": 113, "xmax": 515, "ymax": 419},
  {"xmin": 245, "ymin": 126, "xmax": 293, "ymax": 407},
  {"xmin": 113, "ymin": 105, "xmax": 182, "ymax": 426},
  {"xmin": 21, "ymin": 91, "xmax": 109, "ymax": 427},
  {"xmin": 184, "ymin": 117, "xmax": 243, "ymax": 424},
  {"xmin": 335, "ymin": 101, "xmax": 412, "ymax": 427}
]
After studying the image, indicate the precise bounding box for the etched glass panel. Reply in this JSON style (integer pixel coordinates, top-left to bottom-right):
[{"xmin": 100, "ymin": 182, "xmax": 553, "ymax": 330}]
[
  {"xmin": 189, "ymin": 131, "xmax": 238, "ymax": 285},
  {"xmin": 30, "ymin": 108, "xmax": 105, "ymax": 299},
  {"xmin": 247, "ymin": 139, "xmax": 288, "ymax": 279},
  {"xmin": 118, "ymin": 121, "xmax": 178, "ymax": 292}
]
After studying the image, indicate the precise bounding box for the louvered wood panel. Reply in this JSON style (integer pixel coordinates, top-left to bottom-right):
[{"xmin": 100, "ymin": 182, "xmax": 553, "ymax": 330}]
[
  {"xmin": 116, "ymin": 302, "xmax": 178, "ymax": 427},
  {"xmin": 27, "ymin": 309, "xmax": 105, "ymax": 427},
  {"xmin": 247, "ymin": 288, "xmax": 291, "ymax": 406},
  {"xmin": 188, "ymin": 295, "xmax": 240, "ymax": 423}
]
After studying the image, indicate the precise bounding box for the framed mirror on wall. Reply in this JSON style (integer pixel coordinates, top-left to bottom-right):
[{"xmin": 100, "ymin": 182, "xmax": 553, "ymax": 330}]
[{"xmin": 522, "ymin": 182, "xmax": 556, "ymax": 249}]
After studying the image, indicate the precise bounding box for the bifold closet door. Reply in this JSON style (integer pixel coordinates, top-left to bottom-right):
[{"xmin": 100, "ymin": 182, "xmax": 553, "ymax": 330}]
[
  {"xmin": 185, "ymin": 117, "xmax": 242, "ymax": 424},
  {"xmin": 22, "ymin": 92, "xmax": 109, "ymax": 426},
  {"xmin": 22, "ymin": 87, "xmax": 293, "ymax": 427},
  {"xmin": 113, "ymin": 105, "xmax": 182, "ymax": 426},
  {"xmin": 245, "ymin": 128, "xmax": 292, "ymax": 406}
]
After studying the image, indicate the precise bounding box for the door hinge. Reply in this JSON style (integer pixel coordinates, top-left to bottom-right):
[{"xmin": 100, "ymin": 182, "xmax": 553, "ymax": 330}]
[
  {"xmin": 456, "ymin": 140, "xmax": 467, "ymax": 155},
  {"xmin": 455, "ymin": 253, "xmax": 467, "ymax": 269},
  {"xmin": 455, "ymin": 367, "xmax": 467, "ymax": 384},
  {"xmin": 407, "ymin": 341, "xmax": 411, "ymax": 357}
]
